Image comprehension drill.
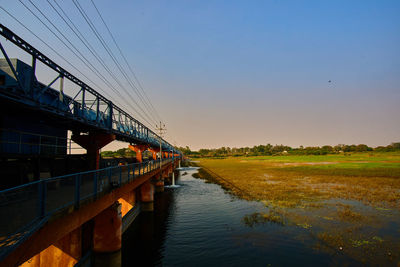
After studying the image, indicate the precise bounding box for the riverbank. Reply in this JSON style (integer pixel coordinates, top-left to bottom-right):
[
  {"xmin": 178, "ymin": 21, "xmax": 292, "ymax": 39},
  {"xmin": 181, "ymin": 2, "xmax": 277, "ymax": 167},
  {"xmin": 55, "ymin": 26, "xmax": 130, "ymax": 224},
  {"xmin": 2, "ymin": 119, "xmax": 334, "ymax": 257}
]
[{"xmin": 192, "ymin": 152, "xmax": 400, "ymax": 265}]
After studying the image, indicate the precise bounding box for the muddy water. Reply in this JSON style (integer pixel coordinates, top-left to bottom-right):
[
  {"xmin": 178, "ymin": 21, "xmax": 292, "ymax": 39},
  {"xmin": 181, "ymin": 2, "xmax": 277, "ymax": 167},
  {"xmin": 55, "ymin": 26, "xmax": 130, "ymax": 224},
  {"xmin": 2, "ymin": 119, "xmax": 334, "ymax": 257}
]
[{"xmin": 122, "ymin": 167, "xmax": 398, "ymax": 266}]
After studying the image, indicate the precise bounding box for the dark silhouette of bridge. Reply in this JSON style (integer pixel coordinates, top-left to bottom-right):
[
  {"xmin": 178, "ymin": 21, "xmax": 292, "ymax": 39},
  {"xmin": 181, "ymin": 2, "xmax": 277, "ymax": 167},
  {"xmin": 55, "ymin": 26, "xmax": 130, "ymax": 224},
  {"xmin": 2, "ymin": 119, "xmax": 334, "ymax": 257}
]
[{"xmin": 0, "ymin": 24, "xmax": 182, "ymax": 266}]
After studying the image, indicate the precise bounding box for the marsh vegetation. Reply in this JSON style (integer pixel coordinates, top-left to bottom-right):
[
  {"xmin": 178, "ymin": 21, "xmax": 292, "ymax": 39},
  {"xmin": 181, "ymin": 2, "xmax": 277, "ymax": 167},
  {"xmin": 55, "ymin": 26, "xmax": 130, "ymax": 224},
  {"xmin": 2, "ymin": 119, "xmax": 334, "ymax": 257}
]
[{"xmin": 192, "ymin": 152, "xmax": 400, "ymax": 265}]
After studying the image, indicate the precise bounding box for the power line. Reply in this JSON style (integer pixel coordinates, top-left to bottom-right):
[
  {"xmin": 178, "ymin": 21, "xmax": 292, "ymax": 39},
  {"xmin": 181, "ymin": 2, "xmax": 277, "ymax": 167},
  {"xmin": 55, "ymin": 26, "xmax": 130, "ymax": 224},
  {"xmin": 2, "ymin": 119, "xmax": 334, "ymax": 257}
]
[
  {"xmin": 89, "ymin": 0, "xmax": 163, "ymax": 124},
  {"xmin": 16, "ymin": 0, "xmax": 156, "ymax": 128},
  {"xmin": 0, "ymin": 6, "xmax": 118, "ymax": 104},
  {"xmin": 25, "ymin": 0, "xmax": 155, "ymax": 128},
  {"xmin": 68, "ymin": 0, "xmax": 158, "ymax": 127},
  {"xmin": 155, "ymin": 121, "xmax": 167, "ymax": 175},
  {"xmin": 45, "ymin": 0, "xmax": 150, "ymax": 124},
  {"xmin": 72, "ymin": 0, "xmax": 159, "ymax": 126}
]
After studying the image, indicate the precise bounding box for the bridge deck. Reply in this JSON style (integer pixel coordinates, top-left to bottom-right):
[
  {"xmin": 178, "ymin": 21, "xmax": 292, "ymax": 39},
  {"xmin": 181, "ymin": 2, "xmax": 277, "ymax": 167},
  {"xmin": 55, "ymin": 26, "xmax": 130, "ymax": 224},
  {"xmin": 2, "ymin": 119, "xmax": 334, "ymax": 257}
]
[
  {"xmin": 0, "ymin": 158, "xmax": 175, "ymax": 262},
  {"xmin": 0, "ymin": 24, "xmax": 180, "ymax": 153}
]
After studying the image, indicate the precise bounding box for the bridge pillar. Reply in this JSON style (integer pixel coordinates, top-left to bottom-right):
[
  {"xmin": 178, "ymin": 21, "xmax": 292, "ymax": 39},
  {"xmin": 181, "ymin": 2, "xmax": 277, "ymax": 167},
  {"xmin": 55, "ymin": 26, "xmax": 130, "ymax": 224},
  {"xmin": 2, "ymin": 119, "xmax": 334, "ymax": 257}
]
[
  {"xmin": 155, "ymin": 179, "xmax": 164, "ymax": 193},
  {"xmin": 118, "ymin": 191, "xmax": 136, "ymax": 217},
  {"xmin": 21, "ymin": 227, "xmax": 82, "ymax": 267},
  {"xmin": 140, "ymin": 180, "xmax": 154, "ymax": 211},
  {"xmin": 128, "ymin": 144, "xmax": 148, "ymax": 163},
  {"xmin": 93, "ymin": 202, "xmax": 122, "ymax": 267},
  {"xmin": 148, "ymin": 148, "xmax": 159, "ymax": 161},
  {"xmin": 72, "ymin": 132, "xmax": 115, "ymax": 170}
]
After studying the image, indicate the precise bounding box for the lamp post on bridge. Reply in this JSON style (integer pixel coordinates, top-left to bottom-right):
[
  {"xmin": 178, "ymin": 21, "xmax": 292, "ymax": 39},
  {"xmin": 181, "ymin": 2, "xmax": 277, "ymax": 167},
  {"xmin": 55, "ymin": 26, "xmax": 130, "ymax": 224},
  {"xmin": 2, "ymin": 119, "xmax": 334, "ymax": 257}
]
[{"xmin": 156, "ymin": 121, "xmax": 166, "ymax": 177}]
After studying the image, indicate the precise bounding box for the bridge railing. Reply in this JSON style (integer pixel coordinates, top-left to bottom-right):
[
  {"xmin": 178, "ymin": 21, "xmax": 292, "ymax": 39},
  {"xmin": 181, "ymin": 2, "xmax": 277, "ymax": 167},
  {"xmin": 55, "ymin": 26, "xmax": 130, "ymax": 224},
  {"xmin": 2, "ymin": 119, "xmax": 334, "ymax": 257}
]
[
  {"xmin": 0, "ymin": 157, "xmax": 177, "ymax": 260},
  {"xmin": 0, "ymin": 24, "xmax": 180, "ymax": 155},
  {"xmin": 0, "ymin": 128, "xmax": 84, "ymax": 155}
]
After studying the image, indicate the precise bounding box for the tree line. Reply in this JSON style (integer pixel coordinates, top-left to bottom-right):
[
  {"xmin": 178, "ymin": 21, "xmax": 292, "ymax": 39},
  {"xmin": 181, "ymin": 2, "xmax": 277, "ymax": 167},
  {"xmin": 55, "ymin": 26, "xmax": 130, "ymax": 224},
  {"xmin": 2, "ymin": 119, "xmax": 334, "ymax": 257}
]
[{"xmin": 177, "ymin": 142, "xmax": 400, "ymax": 158}]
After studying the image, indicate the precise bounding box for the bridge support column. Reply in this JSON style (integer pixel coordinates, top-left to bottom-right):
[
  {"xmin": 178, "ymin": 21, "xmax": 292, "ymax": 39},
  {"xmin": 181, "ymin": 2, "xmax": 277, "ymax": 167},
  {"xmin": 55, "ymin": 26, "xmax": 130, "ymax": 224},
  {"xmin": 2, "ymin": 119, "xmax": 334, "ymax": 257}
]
[
  {"xmin": 128, "ymin": 144, "xmax": 148, "ymax": 163},
  {"xmin": 148, "ymin": 148, "xmax": 159, "ymax": 161},
  {"xmin": 21, "ymin": 227, "xmax": 82, "ymax": 267},
  {"xmin": 118, "ymin": 191, "xmax": 136, "ymax": 217},
  {"xmin": 93, "ymin": 202, "xmax": 122, "ymax": 267},
  {"xmin": 72, "ymin": 132, "xmax": 115, "ymax": 170},
  {"xmin": 155, "ymin": 179, "xmax": 164, "ymax": 193},
  {"xmin": 140, "ymin": 180, "xmax": 154, "ymax": 211}
]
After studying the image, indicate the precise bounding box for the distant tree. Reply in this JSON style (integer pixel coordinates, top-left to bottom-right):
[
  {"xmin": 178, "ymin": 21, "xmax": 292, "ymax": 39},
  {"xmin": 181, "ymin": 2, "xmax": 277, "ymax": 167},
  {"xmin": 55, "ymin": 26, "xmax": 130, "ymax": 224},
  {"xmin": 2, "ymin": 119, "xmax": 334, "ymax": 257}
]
[
  {"xmin": 116, "ymin": 148, "xmax": 127, "ymax": 156},
  {"xmin": 101, "ymin": 151, "xmax": 115, "ymax": 157},
  {"xmin": 391, "ymin": 142, "xmax": 400, "ymax": 150},
  {"xmin": 355, "ymin": 144, "xmax": 372, "ymax": 152},
  {"xmin": 321, "ymin": 145, "xmax": 334, "ymax": 153}
]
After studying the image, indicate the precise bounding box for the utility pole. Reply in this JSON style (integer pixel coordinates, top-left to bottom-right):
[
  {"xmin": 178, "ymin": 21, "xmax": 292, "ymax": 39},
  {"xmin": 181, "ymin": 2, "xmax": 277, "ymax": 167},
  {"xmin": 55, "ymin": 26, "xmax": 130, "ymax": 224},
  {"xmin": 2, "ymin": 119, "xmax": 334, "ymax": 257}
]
[{"xmin": 155, "ymin": 121, "xmax": 166, "ymax": 174}]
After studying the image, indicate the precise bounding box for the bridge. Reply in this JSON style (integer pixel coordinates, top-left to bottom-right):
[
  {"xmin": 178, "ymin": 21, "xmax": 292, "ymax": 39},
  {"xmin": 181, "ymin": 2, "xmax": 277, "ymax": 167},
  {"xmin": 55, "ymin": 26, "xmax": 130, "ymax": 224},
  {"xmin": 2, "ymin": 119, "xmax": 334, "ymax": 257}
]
[{"xmin": 0, "ymin": 24, "xmax": 182, "ymax": 266}]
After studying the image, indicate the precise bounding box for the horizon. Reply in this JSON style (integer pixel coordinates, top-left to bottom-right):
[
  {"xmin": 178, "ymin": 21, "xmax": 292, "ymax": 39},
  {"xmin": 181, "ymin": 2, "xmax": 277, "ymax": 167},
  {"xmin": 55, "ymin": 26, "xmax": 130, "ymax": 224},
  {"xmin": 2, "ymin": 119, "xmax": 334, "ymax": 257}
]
[
  {"xmin": 1, "ymin": 0, "xmax": 399, "ymax": 152},
  {"xmin": 182, "ymin": 141, "xmax": 399, "ymax": 151}
]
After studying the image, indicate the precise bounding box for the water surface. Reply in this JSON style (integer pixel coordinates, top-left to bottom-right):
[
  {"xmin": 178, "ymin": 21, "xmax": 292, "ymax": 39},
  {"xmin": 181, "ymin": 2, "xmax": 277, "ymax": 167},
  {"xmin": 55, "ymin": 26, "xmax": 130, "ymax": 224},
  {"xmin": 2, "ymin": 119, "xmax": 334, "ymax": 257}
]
[{"xmin": 122, "ymin": 167, "xmax": 374, "ymax": 266}]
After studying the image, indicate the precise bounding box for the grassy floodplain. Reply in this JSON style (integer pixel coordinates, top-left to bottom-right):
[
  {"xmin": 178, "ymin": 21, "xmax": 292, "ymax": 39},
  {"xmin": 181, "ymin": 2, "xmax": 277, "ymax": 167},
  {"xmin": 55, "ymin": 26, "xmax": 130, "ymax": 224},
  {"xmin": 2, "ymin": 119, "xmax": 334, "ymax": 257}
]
[{"xmin": 192, "ymin": 152, "xmax": 400, "ymax": 265}]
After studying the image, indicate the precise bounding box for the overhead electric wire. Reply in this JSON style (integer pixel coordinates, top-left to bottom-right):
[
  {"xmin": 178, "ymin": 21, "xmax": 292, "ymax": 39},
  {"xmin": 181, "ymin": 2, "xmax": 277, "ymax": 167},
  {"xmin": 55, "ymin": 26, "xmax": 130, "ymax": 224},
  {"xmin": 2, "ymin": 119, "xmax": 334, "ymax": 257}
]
[
  {"xmin": 45, "ymin": 0, "xmax": 153, "ymax": 125},
  {"xmin": 72, "ymin": 0, "xmax": 158, "ymax": 126},
  {"xmin": 90, "ymin": 0, "xmax": 163, "ymax": 124},
  {"xmin": 16, "ymin": 0, "xmax": 155, "ymax": 128},
  {"xmin": 23, "ymin": 0, "xmax": 155, "ymax": 128},
  {"xmin": 0, "ymin": 7, "xmax": 118, "ymax": 104},
  {"xmin": 72, "ymin": 0, "xmax": 159, "ymax": 126},
  {"xmin": 59, "ymin": 0, "xmax": 157, "ymax": 128}
]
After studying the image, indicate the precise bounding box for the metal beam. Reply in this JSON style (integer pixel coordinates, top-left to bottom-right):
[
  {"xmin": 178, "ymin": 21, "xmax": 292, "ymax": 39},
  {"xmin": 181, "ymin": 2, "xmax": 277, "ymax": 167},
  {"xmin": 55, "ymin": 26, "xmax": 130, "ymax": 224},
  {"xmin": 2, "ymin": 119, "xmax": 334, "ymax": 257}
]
[{"xmin": 0, "ymin": 23, "xmax": 181, "ymax": 154}]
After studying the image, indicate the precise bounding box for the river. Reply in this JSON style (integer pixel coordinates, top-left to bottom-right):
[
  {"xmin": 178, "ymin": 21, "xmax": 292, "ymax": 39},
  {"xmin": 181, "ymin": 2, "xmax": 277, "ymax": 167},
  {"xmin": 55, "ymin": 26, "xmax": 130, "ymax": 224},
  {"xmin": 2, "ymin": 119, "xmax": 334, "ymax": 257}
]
[{"xmin": 122, "ymin": 167, "xmax": 364, "ymax": 266}]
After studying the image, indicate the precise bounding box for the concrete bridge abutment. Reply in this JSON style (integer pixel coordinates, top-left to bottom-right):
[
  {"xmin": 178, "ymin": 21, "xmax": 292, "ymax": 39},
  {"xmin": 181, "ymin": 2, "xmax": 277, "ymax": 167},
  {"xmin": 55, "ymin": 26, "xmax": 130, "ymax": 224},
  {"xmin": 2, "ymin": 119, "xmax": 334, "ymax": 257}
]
[
  {"xmin": 92, "ymin": 202, "xmax": 122, "ymax": 267},
  {"xmin": 140, "ymin": 180, "xmax": 155, "ymax": 212},
  {"xmin": 128, "ymin": 144, "xmax": 149, "ymax": 163},
  {"xmin": 72, "ymin": 132, "xmax": 116, "ymax": 170},
  {"xmin": 155, "ymin": 179, "xmax": 165, "ymax": 193},
  {"xmin": 21, "ymin": 227, "xmax": 82, "ymax": 267},
  {"xmin": 148, "ymin": 148, "xmax": 159, "ymax": 161}
]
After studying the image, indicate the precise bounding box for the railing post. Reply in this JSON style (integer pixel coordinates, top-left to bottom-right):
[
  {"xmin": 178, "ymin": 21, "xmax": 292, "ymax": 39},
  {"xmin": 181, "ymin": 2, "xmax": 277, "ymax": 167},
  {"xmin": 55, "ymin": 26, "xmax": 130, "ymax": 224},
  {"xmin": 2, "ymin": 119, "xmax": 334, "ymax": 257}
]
[
  {"xmin": 108, "ymin": 168, "xmax": 112, "ymax": 186},
  {"xmin": 75, "ymin": 174, "xmax": 81, "ymax": 209},
  {"xmin": 38, "ymin": 180, "xmax": 46, "ymax": 218},
  {"xmin": 19, "ymin": 133, "xmax": 22, "ymax": 153},
  {"xmin": 38, "ymin": 135, "xmax": 42, "ymax": 155},
  {"xmin": 94, "ymin": 172, "xmax": 98, "ymax": 199},
  {"xmin": 119, "ymin": 166, "xmax": 122, "ymax": 185}
]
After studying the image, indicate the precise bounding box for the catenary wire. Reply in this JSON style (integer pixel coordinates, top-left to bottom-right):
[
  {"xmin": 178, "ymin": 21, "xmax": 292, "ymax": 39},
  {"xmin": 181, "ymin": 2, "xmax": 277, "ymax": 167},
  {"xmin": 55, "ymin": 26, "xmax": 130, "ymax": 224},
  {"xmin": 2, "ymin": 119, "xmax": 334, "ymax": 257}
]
[
  {"xmin": 89, "ymin": 0, "xmax": 163, "ymax": 124},
  {"xmin": 26, "ymin": 0, "xmax": 156, "ymax": 127},
  {"xmin": 72, "ymin": 0, "xmax": 159, "ymax": 125},
  {"xmin": 17, "ymin": 0, "xmax": 156, "ymax": 128}
]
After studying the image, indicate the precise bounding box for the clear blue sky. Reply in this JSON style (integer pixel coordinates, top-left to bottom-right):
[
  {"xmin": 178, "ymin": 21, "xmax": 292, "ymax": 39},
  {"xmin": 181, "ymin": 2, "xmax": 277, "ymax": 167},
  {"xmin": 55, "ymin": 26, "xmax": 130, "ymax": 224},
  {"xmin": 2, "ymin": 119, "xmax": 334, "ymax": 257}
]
[{"xmin": 1, "ymin": 0, "xmax": 399, "ymax": 150}]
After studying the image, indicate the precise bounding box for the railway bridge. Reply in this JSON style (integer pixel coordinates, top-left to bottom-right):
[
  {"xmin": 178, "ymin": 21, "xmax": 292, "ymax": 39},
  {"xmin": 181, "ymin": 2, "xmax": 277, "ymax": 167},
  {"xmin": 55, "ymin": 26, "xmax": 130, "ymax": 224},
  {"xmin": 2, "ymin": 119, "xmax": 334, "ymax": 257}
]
[{"xmin": 0, "ymin": 24, "xmax": 182, "ymax": 266}]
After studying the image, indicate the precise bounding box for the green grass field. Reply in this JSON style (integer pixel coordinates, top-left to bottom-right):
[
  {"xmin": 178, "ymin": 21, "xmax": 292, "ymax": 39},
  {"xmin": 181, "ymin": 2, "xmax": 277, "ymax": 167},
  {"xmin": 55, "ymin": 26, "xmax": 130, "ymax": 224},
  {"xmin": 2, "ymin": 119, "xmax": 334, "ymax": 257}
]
[
  {"xmin": 241, "ymin": 151, "xmax": 400, "ymax": 162},
  {"xmin": 192, "ymin": 152, "xmax": 400, "ymax": 264}
]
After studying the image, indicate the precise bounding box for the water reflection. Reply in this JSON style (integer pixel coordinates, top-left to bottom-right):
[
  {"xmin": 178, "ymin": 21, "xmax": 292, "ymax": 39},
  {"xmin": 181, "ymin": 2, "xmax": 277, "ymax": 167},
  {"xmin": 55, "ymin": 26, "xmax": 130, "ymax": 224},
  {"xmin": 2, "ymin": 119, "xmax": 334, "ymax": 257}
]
[
  {"xmin": 121, "ymin": 167, "xmax": 393, "ymax": 267},
  {"xmin": 122, "ymin": 187, "xmax": 175, "ymax": 266}
]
